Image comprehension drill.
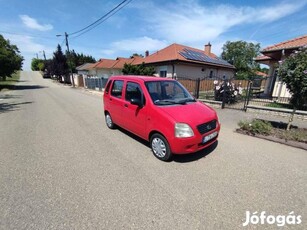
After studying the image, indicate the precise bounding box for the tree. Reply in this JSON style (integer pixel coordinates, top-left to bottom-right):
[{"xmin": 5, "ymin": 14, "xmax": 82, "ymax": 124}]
[
  {"xmin": 278, "ymin": 47, "xmax": 307, "ymax": 129},
  {"xmin": 31, "ymin": 58, "xmax": 45, "ymax": 71},
  {"xmin": 0, "ymin": 34, "xmax": 24, "ymax": 80},
  {"xmin": 51, "ymin": 44, "xmax": 69, "ymax": 81},
  {"xmin": 65, "ymin": 49, "xmax": 96, "ymax": 73},
  {"xmin": 130, "ymin": 53, "xmax": 144, "ymax": 58},
  {"xmin": 122, "ymin": 63, "xmax": 155, "ymax": 76},
  {"xmin": 221, "ymin": 41, "xmax": 260, "ymax": 80}
]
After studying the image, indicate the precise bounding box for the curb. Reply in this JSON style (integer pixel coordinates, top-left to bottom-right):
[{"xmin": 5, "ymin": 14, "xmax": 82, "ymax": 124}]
[{"xmin": 236, "ymin": 130, "xmax": 307, "ymax": 151}]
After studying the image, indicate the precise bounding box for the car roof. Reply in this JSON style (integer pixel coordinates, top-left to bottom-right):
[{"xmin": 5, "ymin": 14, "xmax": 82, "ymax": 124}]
[{"xmin": 108, "ymin": 75, "xmax": 175, "ymax": 82}]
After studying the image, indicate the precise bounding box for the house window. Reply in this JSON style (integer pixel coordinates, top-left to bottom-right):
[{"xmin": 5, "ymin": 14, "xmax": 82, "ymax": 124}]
[
  {"xmin": 160, "ymin": 70, "xmax": 167, "ymax": 78},
  {"xmin": 209, "ymin": 70, "xmax": 213, "ymax": 78}
]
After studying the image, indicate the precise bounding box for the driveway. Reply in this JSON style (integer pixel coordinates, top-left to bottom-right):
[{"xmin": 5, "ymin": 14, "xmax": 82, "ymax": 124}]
[{"xmin": 0, "ymin": 71, "xmax": 306, "ymax": 229}]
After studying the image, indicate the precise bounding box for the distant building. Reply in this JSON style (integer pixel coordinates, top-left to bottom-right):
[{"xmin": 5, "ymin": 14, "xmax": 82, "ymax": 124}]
[
  {"xmin": 255, "ymin": 35, "xmax": 307, "ymax": 98},
  {"xmin": 87, "ymin": 56, "xmax": 143, "ymax": 78},
  {"xmin": 133, "ymin": 43, "xmax": 235, "ymax": 79},
  {"xmin": 76, "ymin": 63, "xmax": 95, "ymax": 75}
]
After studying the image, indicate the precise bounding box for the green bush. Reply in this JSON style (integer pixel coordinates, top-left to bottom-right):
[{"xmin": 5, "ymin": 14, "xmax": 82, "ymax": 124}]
[{"xmin": 238, "ymin": 119, "xmax": 272, "ymax": 135}]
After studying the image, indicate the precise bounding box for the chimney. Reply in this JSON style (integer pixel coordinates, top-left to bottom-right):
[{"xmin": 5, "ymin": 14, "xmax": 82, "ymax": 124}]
[
  {"xmin": 204, "ymin": 42, "xmax": 211, "ymax": 56},
  {"xmin": 145, "ymin": 50, "xmax": 149, "ymax": 57}
]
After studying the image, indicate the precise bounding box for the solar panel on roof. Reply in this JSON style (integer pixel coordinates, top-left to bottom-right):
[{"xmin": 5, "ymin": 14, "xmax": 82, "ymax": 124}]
[{"xmin": 179, "ymin": 48, "xmax": 232, "ymax": 67}]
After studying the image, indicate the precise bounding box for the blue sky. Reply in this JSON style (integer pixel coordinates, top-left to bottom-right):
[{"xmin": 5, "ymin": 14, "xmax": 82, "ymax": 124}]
[{"xmin": 1, "ymin": 0, "xmax": 307, "ymax": 70}]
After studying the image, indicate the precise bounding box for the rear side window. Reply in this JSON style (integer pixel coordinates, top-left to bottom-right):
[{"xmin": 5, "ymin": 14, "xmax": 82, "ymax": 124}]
[{"xmin": 111, "ymin": 80, "xmax": 124, "ymax": 98}]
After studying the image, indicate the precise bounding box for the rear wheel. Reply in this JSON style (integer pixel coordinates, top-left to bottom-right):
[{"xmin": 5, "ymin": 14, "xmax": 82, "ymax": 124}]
[
  {"xmin": 105, "ymin": 112, "xmax": 115, "ymax": 129},
  {"xmin": 150, "ymin": 133, "xmax": 172, "ymax": 161}
]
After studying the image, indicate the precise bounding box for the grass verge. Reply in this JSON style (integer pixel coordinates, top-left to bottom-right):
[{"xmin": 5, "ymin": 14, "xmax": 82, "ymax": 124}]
[
  {"xmin": 238, "ymin": 119, "xmax": 307, "ymax": 144},
  {"xmin": 0, "ymin": 72, "xmax": 20, "ymax": 91}
]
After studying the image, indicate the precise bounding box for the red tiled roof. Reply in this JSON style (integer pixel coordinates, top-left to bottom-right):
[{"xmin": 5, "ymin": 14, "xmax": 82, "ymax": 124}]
[
  {"xmin": 255, "ymin": 71, "xmax": 268, "ymax": 77},
  {"xmin": 254, "ymin": 55, "xmax": 272, "ymax": 61},
  {"xmin": 91, "ymin": 56, "xmax": 143, "ymax": 69},
  {"xmin": 133, "ymin": 43, "xmax": 233, "ymax": 68},
  {"xmin": 93, "ymin": 58, "xmax": 117, "ymax": 69},
  {"xmin": 76, "ymin": 63, "xmax": 96, "ymax": 71},
  {"xmin": 262, "ymin": 35, "xmax": 307, "ymax": 52},
  {"xmin": 112, "ymin": 56, "xmax": 143, "ymax": 69}
]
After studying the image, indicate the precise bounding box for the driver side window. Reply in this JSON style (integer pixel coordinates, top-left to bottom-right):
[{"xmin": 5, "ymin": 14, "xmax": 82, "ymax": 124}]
[{"xmin": 125, "ymin": 82, "xmax": 146, "ymax": 105}]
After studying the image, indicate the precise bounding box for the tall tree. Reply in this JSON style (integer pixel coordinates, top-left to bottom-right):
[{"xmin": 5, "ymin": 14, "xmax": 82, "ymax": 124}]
[
  {"xmin": 0, "ymin": 34, "xmax": 24, "ymax": 80},
  {"xmin": 221, "ymin": 41, "xmax": 260, "ymax": 80},
  {"xmin": 278, "ymin": 47, "xmax": 307, "ymax": 129},
  {"xmin": 65, "ymin": 49, "xmax": 96, "ymax": 73},
  {"xmin": 51, "ymin": 44, "xmax": 69, "ymax": 81}
]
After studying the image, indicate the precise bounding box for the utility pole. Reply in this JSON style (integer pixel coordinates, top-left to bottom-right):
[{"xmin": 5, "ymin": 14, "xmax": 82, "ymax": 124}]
[
  {"xmin": 43, "ymin": 50, "xmax": 46, "ymax": 61},
  {"xmin": 65, "ymin": 32, "xmax": 75, "ymax": 87},
  {"xmin": 56, "ymin": 32, "xmax": 75, "ymax": 87}
]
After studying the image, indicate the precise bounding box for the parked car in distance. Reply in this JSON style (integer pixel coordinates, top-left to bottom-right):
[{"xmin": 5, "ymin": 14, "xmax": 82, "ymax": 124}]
[
  {"xmin": 43, "ymin": 71, "xmax": 50, "ymax": 78},
  {"xmin": 103, "ymin": 75, "xmax": 220, "ymax": 161}
]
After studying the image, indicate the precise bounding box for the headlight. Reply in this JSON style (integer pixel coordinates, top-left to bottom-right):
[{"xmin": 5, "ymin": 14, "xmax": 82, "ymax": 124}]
[{"xmin": 175, "ymin": 123, "xmax": 194, "ymax": 138}]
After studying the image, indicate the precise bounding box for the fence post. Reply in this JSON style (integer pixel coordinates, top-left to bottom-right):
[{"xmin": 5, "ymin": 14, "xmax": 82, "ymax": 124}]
[
  {"xmin": 222, "ymin": 80, "xmax": 227, "ymax": 109},
  {"xmin": 194, "ymin": 78, "xmax": 200, "ymax": 99},
  {"xmin": 243, "ymin": 81, "xmax": 253, "ymax": 111},
  {"xmin": 84, "ymin": 77, "xmax": 88, "ymax": 88}
]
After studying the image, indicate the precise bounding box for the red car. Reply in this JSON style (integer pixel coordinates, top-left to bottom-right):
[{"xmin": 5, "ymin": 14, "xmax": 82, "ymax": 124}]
[{"xmin": 103, "ymin": 75, "xmax": 220, "ymax": 161}]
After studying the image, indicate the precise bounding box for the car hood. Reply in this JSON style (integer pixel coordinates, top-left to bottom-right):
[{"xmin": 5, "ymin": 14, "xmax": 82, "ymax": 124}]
[{"xmin": 158, "ymin": 102, "xmax": 217, "ymax": 124}]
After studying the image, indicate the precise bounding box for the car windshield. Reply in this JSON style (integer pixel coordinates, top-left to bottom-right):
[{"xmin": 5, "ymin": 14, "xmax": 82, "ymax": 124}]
[{"xmin": 145, "ymin": 80, "xmax": 196, "ymax": 105}]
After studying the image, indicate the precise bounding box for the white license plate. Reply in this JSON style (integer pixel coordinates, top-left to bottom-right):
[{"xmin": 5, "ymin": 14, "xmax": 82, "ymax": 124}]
[{"xmin": 202, "ymin": 131, "xmax": 218, "ymax": 143}]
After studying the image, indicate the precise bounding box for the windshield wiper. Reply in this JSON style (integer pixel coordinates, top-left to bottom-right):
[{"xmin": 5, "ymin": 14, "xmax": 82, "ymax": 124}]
[
  {"xmin": 154, "ymin": 98, "xmax": 196, "ymax": 105},
  {"xmin": 154, "ymin": 99, "xmax": 177, "ymax": 105}
]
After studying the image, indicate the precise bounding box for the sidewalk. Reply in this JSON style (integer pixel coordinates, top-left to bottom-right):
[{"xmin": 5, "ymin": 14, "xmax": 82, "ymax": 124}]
[{"xmin": 216, "ymin": 108, "xmax": 307, "ymax": 131}]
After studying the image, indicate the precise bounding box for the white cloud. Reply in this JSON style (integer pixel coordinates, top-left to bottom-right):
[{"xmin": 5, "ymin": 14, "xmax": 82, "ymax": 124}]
[
  {"xmin": 4, "ymin": 33, "xmax": 54, "ymax": 70},
  {"xmin": 20, "ymin": 15, "xmax": 53, "ymax": 31},
  {"xmin": 137, "ymin": 0, "xmax": 306, "ymax": 44},
  {"xmin": 101, "ymin": 49, "xmax": 116, "ymax": 56},
  {"xmin": 110, "ymin": 36, "xmax": 168, "ymax": 53},
  {"xmin": 6, "ymin": 34, "xmax": 45, "ymax": 53}
]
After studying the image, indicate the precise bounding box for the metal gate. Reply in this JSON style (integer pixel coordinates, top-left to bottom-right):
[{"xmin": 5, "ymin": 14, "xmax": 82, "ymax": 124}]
[
  {"xmin": 176, "ymin": 76, "xmax": 260, "ymax": 111},
  {"xmin": 219, "ymin": 80, "xmax": 253, "ymax": 110}
]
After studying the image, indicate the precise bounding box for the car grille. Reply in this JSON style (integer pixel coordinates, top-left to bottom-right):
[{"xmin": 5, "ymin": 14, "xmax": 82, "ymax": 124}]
[{"xmin": 197, "ymin": 120, "xmax": 217, "ymax": 135}]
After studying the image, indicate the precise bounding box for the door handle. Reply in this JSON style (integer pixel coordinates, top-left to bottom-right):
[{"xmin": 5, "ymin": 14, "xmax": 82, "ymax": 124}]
[{"xmin": 124, "ymin": 104, "xmax": 128, "ymax": 108}]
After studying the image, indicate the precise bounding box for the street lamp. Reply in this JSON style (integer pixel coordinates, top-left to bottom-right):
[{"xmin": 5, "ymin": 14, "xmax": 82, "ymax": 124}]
[{"xmin": 56, "ymin": 32, "xmax": 75, "ymax": 87}]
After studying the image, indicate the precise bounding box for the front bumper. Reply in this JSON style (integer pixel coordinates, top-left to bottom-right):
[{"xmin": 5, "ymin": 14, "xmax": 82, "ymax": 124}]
[{"xmin": 169, "ymin": 124, "xmax": 220, "ymax": 154}]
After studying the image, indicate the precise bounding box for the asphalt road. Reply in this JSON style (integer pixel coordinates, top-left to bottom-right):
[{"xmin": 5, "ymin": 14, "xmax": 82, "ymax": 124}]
[{"xmin": 0, "ymin": 71, "xmax": 306, "ymax": 229}]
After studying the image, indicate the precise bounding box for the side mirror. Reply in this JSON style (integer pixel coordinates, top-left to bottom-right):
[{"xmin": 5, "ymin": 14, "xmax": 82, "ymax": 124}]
[{"xmin": 130, "ymin": 98, "xmax": 143, "ymax": 107}]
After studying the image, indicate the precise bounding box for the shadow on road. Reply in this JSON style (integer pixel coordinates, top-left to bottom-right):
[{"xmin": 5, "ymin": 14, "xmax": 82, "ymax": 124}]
[
  {"xmin": 13, "ymin": 85, "xmax": 47, "ymax": 90},
  {"xmin": 172, "ymin": 141, "xmax": 218, "ymax": 163},
  {"xmin": 0, "ymin": 84, "xmax": 47, "ymax": 91},
  {"xmin": 116, "ymin": 126, "xmax": 218, "ymax": 163},
  {"xmin": 0, "ymin": 101, "xmax": 33, "ymax": 114}
]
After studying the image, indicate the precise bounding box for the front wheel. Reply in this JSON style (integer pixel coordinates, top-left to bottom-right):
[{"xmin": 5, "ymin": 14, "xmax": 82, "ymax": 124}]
[
  {"xmin": 150, "ymin": 133, "xmax": 172, "ymax": 161},
  {"xmin": 105, "ymin": 112, "xmax": 115, "ymax": 129}
]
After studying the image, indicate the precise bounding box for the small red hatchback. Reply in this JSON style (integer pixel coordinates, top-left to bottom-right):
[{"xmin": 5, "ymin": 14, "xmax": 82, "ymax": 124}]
[{"xmin": 103, "ymin": 75, "xmax": 220, "ymax": 161}]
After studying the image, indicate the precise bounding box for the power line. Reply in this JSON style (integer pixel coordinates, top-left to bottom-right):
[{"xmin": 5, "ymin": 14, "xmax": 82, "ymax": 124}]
[
  {"xmin": 0, "ymin": 30, "xmax": 56, "ymax": 40},
  {"xmin": 69, "ymin": 0, "xmax": 132, "ymax": 37},
  {"xmin": 70, "ymin": 0, "xmax": 133, "ymax": 40}
]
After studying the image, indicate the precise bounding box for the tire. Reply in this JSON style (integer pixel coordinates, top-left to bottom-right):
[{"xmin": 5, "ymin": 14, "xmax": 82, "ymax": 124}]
[
  {"xmin": 150, "ymin": 133, "xmax": 172, "ymax": 161},
  {"xmin": 105, "ymin": 112, "xmax": 115, "ymax": 129}
]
